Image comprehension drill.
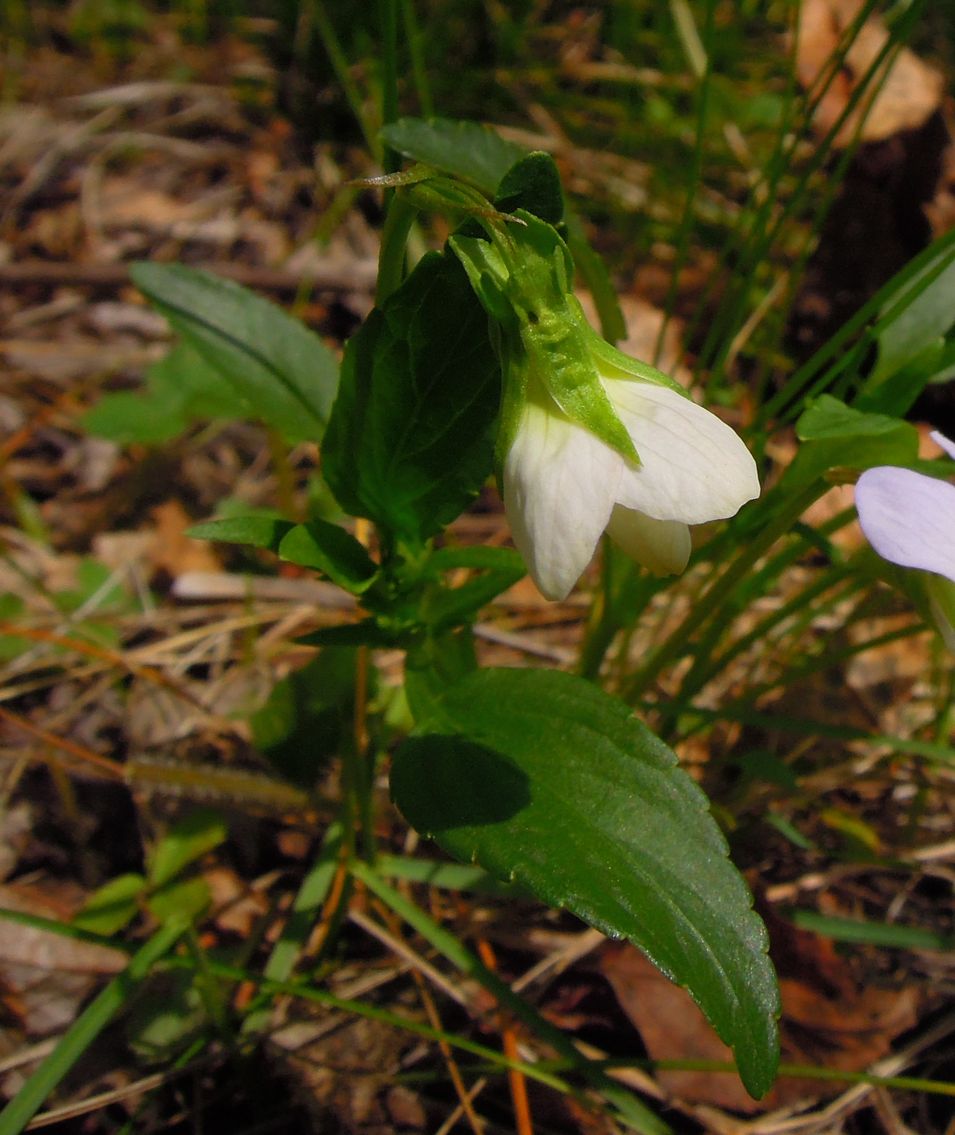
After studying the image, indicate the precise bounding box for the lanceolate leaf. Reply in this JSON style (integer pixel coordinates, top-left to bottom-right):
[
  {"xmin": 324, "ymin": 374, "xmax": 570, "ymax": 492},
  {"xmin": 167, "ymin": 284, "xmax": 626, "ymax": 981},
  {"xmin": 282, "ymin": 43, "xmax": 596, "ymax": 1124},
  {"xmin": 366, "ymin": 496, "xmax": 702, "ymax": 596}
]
[
  {"xmin": 391, "ymin": 669, "xmax": 780, "ymax": 1099},
  {"xmin": 322, "ymin": 251, "xmax": 499, "ymax": 545},
  {"xmin": 187, "ymin": 515, "xmax": 294, "ymax": 553},
  {"xmin": 131, "ymin": 263, "xmax": 339, "ymax": 443},
  {"xmin": 279, "ymin": 521, "xmax": 378, "ymax": 592}
]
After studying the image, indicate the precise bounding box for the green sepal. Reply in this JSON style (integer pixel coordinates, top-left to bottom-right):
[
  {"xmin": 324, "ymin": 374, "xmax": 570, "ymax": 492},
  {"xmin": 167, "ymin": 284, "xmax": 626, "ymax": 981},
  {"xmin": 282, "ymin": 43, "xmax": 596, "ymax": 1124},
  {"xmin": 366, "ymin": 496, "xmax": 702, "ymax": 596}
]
[
  {"xmin": 585, "ymin": 319, "xmax": 688, "ymax": 396},
  {"xmin": 450, "ymin": 212, "xmax": 638, "ymax": 468}
]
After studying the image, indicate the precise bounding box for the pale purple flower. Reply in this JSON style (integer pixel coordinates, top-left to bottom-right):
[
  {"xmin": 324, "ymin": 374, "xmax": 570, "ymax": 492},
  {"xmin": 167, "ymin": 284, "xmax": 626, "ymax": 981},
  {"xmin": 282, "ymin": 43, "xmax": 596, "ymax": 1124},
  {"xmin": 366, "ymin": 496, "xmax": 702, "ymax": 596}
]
[
  {"xmin": 855, "ymin": 432, "xmax": 955, "ymax": 584},
  {"xmin": 856, "ymin": 431, "xmax": 955, "ymax": 648}
]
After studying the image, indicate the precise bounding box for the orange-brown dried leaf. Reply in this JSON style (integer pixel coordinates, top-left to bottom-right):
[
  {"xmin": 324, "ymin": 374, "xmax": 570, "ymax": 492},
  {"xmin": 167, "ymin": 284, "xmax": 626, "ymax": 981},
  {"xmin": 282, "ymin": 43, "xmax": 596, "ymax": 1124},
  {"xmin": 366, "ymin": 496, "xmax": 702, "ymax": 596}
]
[{"xmin": 795, "ymin": 0, "xmax": 943, "ymax": 144}]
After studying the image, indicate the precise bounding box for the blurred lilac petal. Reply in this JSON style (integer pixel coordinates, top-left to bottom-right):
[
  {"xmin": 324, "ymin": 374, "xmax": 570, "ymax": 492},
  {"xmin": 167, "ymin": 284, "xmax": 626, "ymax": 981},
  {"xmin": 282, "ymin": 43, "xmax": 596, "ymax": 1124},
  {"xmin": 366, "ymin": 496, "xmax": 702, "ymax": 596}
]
[
  {"xmin": 856, "ymin": 467, "xmax": 955, "ymax": 584},
  {"xmin": 930, "ymin": 430, "xmax": 955, "ymax": 461}
]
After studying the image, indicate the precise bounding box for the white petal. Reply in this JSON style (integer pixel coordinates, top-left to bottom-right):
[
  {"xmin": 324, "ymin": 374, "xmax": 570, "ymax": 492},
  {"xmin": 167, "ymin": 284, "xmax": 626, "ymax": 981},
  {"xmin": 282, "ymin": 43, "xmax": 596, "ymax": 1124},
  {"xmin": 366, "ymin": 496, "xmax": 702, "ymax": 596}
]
[
  {"xmin": 504, "ymin": 401, "xmax": 621, "ymax": 600},
  {"xmin": 603, "ymin": 381, "xmax": 760, "ymax": 525},
  {"xmin": 606, "ymin": 506, "xmax": 691, "ymax": 575},
  {"xmin": 856, "ymin": 466, "xmax": 955, "ymax": 583}
]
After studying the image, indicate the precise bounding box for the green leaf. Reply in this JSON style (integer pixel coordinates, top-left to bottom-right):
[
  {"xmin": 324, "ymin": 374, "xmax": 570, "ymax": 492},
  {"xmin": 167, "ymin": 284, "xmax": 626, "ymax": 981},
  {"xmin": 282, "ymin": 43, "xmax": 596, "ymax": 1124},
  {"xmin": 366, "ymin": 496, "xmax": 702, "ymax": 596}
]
[
  {"xmin": 391, "ymin": 669, "xmax": 780, "ymax": 1099},
  {"xmin": 870, "ymin": 240, "xmax": 955, "ymax": 385},
  {"xmin": 790, "ymin": 910, "xmax": 954, "ymax": 951},
  {"xmin": 130, "ymin": 263, "xmax": 339, "ymax": 443},
  {"xmin": 787, "ymin": 395, "xmax": 919, "ymax": 488},
  {"xmin": 296, "ymin": 621, "xmax": 400, "ymax": 648},
  {"xmin": 84, "ymin": 343, "xmax": 252, "ymax": 444},
  {"xmin": 856, "ymin": 337, "xmax": 955, "ymax": 417},
  {"xmin": 187, "ymin": 515, "xmax": 294, "ymax": 552},
  {"xmin": 127, "ymin": 970, "xmax": 209, "ymax": 1062},
  {"xmin": 0, "ymin": 918, "xmax": 188, "ymax": 1135},
  {"xmin": 278, "ymin": 520, "xmax": 378, "ymax": 592},
  {"xmin": 147, "ymin": 877, "xmax": 211, "ymax": 923},
  {"xmin": 251, "ymin": 652, "xmax": 358, "ymax": 786},
  {"xmin": 322, "ymin": 251, "xmax": 499, "ymax": 544},
  {"xmin": 421, "ymin": 564, "xmax": 526, "ymax": 633},
  {"xmin": 426, "ymin": 545, "xmax": 526, "ymax": 574},
  {"xmin": 405, "ymin": 629, "xmax": 477, "ymax": 722},
  {"xmin": 148, "ymin": 808, "xmax": 228, "ymax": 889},
  {"xmin": 382, "ymin": 116, "xmax": 526, "ymax": 196},
  {"xmin": 73, "ymin": 873, "xmax": 146, "ymax": 935},
  {"xmin": 382, "ymin": 116, "xmax": 625, "ymax": 342},
  {"xmin": 494, "ymin": 151, "xmax": 564, "ymax": 225}
]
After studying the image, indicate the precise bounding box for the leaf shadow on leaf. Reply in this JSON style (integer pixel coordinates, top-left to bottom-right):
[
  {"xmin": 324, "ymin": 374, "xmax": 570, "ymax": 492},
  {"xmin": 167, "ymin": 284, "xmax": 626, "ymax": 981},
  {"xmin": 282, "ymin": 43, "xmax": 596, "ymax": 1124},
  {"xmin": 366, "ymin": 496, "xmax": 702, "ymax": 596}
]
[{"xmin": 392, "ymin": 736, "xmax": 531, "ymax": 832}]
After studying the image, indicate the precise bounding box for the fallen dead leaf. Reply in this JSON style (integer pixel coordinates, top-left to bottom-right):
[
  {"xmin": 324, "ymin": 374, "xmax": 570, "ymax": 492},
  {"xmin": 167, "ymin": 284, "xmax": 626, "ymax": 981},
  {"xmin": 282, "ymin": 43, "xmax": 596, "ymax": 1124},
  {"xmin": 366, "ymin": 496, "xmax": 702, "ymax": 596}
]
[
  {"xmin": 0, "ymin": 882, "xmax": 126, "ymax": 1039},
  {"xmin": 204, "ymin": 865, "xmax": 270, "ymax": 937},
  {"xmin": 599, "ymin": 942, "xmax": 764, "ymax": 1112},
  {"xmin": 795, "ymin": 0, "xmax": 944, "ymax": 145},
  {"xmin": 599, "ymin": 932, "xmax": 922, "ymax": 1112},
  {"xmin": 149, "ymin": 499, "xmax": 222, "ymax": 577}
]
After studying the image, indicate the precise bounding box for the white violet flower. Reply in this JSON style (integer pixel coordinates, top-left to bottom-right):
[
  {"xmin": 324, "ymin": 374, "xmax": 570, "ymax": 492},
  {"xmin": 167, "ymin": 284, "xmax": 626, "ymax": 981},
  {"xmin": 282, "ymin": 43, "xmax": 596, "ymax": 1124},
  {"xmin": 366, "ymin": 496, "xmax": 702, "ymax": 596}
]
[
  {"xmin": 450, "ymin": 209, "xmax": 759, "ymax": 601},
  {"xmin": 504, "ymin": 366, "xmax": 760, "ymax": 600}
]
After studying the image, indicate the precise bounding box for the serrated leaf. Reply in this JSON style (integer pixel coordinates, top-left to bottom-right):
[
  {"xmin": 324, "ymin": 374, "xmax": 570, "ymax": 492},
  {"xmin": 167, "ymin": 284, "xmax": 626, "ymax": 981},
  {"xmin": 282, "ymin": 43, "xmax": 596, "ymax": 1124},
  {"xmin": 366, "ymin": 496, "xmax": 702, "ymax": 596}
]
[
  {"xmin": 130, "ymin": 263, "xmax": 339, "ymax": 443},
  {"xmin": 148, "ymin": 808, "xmax": 228, "ymax": 889},
  {"xmin": 322, "ymin": 251, "xmax": 499, "ymax": 545},
  {"xmin": 278, "ymin": 520, "xmax": 378, "ymax": 592},
  {"xmin": 391, "ymin": 668, "xmax": 780, "ymax": 1098},
  {"xmin": 382, "ymin": 116, "xmax": 526, "ymax": 196},
  {"xmin": 187, "ymin": 515, "xmax": 294, "ymax": 552}
]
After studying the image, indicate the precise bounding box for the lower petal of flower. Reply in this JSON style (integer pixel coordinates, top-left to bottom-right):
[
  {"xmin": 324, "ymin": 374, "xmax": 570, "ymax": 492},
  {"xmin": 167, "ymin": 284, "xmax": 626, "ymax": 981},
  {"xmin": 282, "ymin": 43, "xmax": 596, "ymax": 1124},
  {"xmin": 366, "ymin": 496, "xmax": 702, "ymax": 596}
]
[
  {"xmin": 606, "ymin": 506, "xmax": 691, "ymax": 575},
  {"xmin": 504, "ymin": 401, "xmax": 622, "ymax": 600},
  {"xmin": 856, "ymin": 467, "xmax": 955, "ymax": 583}
]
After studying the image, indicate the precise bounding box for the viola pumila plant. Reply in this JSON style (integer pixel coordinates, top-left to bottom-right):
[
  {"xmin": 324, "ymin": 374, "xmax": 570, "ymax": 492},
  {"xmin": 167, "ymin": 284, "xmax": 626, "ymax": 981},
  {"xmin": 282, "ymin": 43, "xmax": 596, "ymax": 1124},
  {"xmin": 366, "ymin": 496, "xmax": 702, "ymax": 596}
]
[
  {"xmin": 105, "ymin": 107, "xmax": 955, "ymax": 1119},
  {"xmin": 133, "ymin": 136, "xmax": 788, "ymax": 1106}
]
